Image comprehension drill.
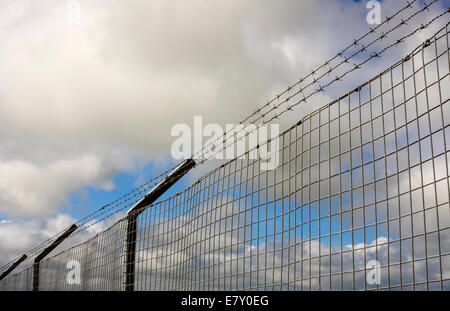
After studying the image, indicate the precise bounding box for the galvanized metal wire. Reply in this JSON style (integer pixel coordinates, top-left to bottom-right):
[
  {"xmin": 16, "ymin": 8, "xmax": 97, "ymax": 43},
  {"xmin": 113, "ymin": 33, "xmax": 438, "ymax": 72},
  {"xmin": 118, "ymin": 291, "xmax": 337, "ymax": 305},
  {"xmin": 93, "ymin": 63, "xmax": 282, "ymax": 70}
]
[
  {"xmin": 2, "ymin": 0, "xmax": 445, "ymax": 277},
  {"xmin": 1, "ymin": 21, "xmax": 448, "ymax": 291}
]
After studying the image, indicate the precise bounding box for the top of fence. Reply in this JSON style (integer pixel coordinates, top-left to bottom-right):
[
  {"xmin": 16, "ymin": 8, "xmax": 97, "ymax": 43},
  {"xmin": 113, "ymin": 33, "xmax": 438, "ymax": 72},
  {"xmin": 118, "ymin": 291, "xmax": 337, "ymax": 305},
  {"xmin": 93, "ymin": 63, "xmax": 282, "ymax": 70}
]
[
  {"xmin": 1, "ymin": 1, "xmax": 449, "ymax": 288},
  {"xmin": 4, "ymin": 18, "xmax": 445, "ymax": 279}
]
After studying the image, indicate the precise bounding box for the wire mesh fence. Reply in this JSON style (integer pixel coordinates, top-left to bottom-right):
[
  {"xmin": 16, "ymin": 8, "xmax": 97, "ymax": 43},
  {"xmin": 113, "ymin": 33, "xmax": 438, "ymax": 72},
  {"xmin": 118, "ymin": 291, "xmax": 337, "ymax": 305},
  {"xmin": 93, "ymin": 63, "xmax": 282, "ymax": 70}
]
[
  {"xmin": 35, "ymin": 220, "xmax": 127, "ymax": 291},
  {"xmin": 1, "ymin": 21, "xmax": 449, "ymax": 291}
]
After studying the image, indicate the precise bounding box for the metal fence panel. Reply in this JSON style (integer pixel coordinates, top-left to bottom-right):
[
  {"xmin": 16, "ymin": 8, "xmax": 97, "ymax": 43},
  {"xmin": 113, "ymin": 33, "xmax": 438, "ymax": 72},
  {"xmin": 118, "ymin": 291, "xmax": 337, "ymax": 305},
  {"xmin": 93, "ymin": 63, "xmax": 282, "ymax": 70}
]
[
  {"xmin": 131, "ymin": 24, "xmax": 450, "ymax": 291},
  {"xmin": 28, "ymin": 220, "xmax": 127, "ymax": 291},
  {"xmin": 1, "ymin": 23, "xmax": 449, "ymax": 291}
]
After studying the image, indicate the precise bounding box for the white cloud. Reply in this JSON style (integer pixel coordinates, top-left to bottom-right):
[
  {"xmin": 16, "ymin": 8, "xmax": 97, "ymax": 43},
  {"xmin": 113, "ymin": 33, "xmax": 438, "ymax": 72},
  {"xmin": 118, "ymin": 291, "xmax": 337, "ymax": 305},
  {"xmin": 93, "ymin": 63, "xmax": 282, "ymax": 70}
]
[{"xmin": 0, "ymin": 152, "xmax": 132, "ymax": 217}]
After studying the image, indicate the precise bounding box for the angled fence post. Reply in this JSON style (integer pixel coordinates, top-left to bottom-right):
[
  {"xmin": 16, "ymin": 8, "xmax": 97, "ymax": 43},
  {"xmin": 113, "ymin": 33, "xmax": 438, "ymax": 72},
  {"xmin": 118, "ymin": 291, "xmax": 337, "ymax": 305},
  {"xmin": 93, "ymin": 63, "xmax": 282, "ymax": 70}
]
[
  {"xmin": 124, "ymin": 159, "xmax": 196, "ymax": 291},
  {"xmin": 0, "ymin": 254, "xmax": 27, "ymax": 281},
  {"xmin": 32, "ymin": 224, "xmax": 78, "ymax": 291}
]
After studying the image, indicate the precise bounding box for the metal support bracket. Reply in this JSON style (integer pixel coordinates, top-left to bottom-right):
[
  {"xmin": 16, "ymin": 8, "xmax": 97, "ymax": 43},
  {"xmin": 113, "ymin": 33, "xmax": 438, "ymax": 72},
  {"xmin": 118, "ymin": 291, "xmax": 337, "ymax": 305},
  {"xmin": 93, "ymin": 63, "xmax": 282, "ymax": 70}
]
[
  {"xmin": 0, "ymin": 255, "xmax": 27, "ymax": 281},
  {"xmin": 124, "ymin": 159, "xmax": 196, "ymax": 291},
  {"xmin": 32, "ymin": 224, "xmax": 78, "ymax": 291}
]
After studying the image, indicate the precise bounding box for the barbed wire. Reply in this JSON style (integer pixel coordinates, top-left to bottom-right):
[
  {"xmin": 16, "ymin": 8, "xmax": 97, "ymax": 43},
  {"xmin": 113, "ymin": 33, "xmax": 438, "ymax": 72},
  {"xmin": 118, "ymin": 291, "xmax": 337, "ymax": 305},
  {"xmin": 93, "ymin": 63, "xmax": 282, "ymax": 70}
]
[
  {"xmin": 72, "ymin": 164, "xmax": 178, "ymax": 226},
  {"xmin": 240, "ymin": 0, "xmax": 420, "ymax": 124},
  {"xmin": 70, "ymin": 11, "xmax": 450, "ymax": 264},
  {"xmin": 259, "ymin": 5, "xmax": 449, "ymax": 123},
  {"xmin": 192, "ymin": 0, "xmax": 438, "ymax": 161},
  {"xmin": 248, "ymin": 0, "xmax": 441, "ymax": 124},
  {"xmin": 31, "ymin": 1, "xmax": 437, "ymax": 244},
  {"xmin": 2, "ymin": 164, "xmax": 198, "ymax": 270},
  {"xmin": 68, "ymin": 166, "xmax": 194, "ymax": 238},
  {"xmin": 195, "ymin": 6, "xmax": 449, "ymax": 166},
  {"xmin": 0, "ymin": 162, "xmax": 180, "ymax": 273}
]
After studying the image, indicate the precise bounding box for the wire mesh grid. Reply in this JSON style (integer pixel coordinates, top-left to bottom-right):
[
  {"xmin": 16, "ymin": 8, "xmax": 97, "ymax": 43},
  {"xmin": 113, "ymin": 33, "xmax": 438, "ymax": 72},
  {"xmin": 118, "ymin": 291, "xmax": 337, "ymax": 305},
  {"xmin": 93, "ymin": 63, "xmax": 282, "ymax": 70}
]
[
  {"xmin": 1, "ymin": 22, "xmax": 449, "ymax": 291},
  {"xmin": 129, "ymin": 23, "xmax": 450, "ymax": 291},
  {"xmin": 34, "ymin": 219, "xmax": 126, "ymax": 291},
  {"xmin": 0, "ymin": 266, "xmax": 32, "ymax": 291}
]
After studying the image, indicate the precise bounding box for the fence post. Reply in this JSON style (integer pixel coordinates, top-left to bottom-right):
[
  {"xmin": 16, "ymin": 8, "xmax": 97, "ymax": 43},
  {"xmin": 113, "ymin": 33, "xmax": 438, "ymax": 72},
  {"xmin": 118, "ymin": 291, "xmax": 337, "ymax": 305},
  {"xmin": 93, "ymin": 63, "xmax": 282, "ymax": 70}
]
[
  {"xmin": 124, "ymin": 159, "xmax": 196, "ymax": 291},
  {"xmin": 32, "ymin": 224, "xmax": 78, "ymax": 291},
  {"xmin": 0, "ymin": 254, "xmax": 27, "ymax": 281}
]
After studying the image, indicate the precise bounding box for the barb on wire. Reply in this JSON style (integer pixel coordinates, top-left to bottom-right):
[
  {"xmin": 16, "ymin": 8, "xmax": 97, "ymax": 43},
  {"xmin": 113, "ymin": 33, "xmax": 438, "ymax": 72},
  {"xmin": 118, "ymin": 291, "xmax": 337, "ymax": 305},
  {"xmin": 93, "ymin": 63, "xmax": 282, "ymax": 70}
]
[
  {"xmin": 246, "ymin": 0, "xmax": 442, "ymax": 125},
  {"xmin": 193, "ymin": 0, "xmax": 432, "ymax": 160},
  {"xmin": 239, "ymin": 0, "xmax": 420, "ymax": 125},
  {"xmin": 196, "ymin": 11, "xmax": 449, "ymax": 167},
  {"xmin": 0, "ymin": 161, "xmax": 183, "ymax": 274}
]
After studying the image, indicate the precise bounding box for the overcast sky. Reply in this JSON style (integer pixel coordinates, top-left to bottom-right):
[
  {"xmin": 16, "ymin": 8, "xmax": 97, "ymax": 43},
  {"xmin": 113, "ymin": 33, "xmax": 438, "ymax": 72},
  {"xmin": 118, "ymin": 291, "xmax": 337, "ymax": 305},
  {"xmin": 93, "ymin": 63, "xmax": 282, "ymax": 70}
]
[{"xmin": 0, "ymin": 0, "xmax": 448, "ymax": 268}]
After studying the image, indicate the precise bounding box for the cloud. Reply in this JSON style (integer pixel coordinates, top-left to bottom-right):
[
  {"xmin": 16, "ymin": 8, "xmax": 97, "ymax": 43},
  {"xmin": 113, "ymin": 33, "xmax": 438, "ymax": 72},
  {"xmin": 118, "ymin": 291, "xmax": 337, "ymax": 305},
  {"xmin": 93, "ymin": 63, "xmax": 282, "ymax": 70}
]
[{"xmin": 0, "ymin": 151, "xmax": 133, "ymax": 217}]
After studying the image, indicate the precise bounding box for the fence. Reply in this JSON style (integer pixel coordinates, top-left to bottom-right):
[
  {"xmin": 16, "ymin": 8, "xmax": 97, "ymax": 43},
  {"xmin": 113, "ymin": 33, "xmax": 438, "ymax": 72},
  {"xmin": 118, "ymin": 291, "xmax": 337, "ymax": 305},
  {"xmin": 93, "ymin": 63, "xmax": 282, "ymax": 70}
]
[{"xmin": 1, "ymin": 21, "xmax": 450, "ymax": 291}]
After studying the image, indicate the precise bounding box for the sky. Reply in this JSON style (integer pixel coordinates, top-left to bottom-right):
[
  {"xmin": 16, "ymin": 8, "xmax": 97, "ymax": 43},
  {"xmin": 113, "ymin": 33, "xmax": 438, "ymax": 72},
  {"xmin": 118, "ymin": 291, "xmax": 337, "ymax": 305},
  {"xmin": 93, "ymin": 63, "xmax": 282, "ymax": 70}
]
[{"xmin": 0, "ymin": 0, "xmax": 449, "ymax": 271}]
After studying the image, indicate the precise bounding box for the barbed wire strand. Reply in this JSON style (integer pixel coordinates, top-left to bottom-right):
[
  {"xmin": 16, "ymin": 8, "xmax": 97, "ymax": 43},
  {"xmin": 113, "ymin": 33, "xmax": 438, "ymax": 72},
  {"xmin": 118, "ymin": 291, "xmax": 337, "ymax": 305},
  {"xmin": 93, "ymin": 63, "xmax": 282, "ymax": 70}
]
[
  {"xmin": 241, "ymin": 0, "xmax": 419, "ymax": 124},
  {"xmin": 195, "ymin": 6, "xmax": 449, "ymax": 167},
  {"xmin": 0, "ymin": 163, "xmax": 180, "ymax": 272},
  {"xmin": 193, "ymin": 0, "xmax": 438, "ymax": 161}
]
